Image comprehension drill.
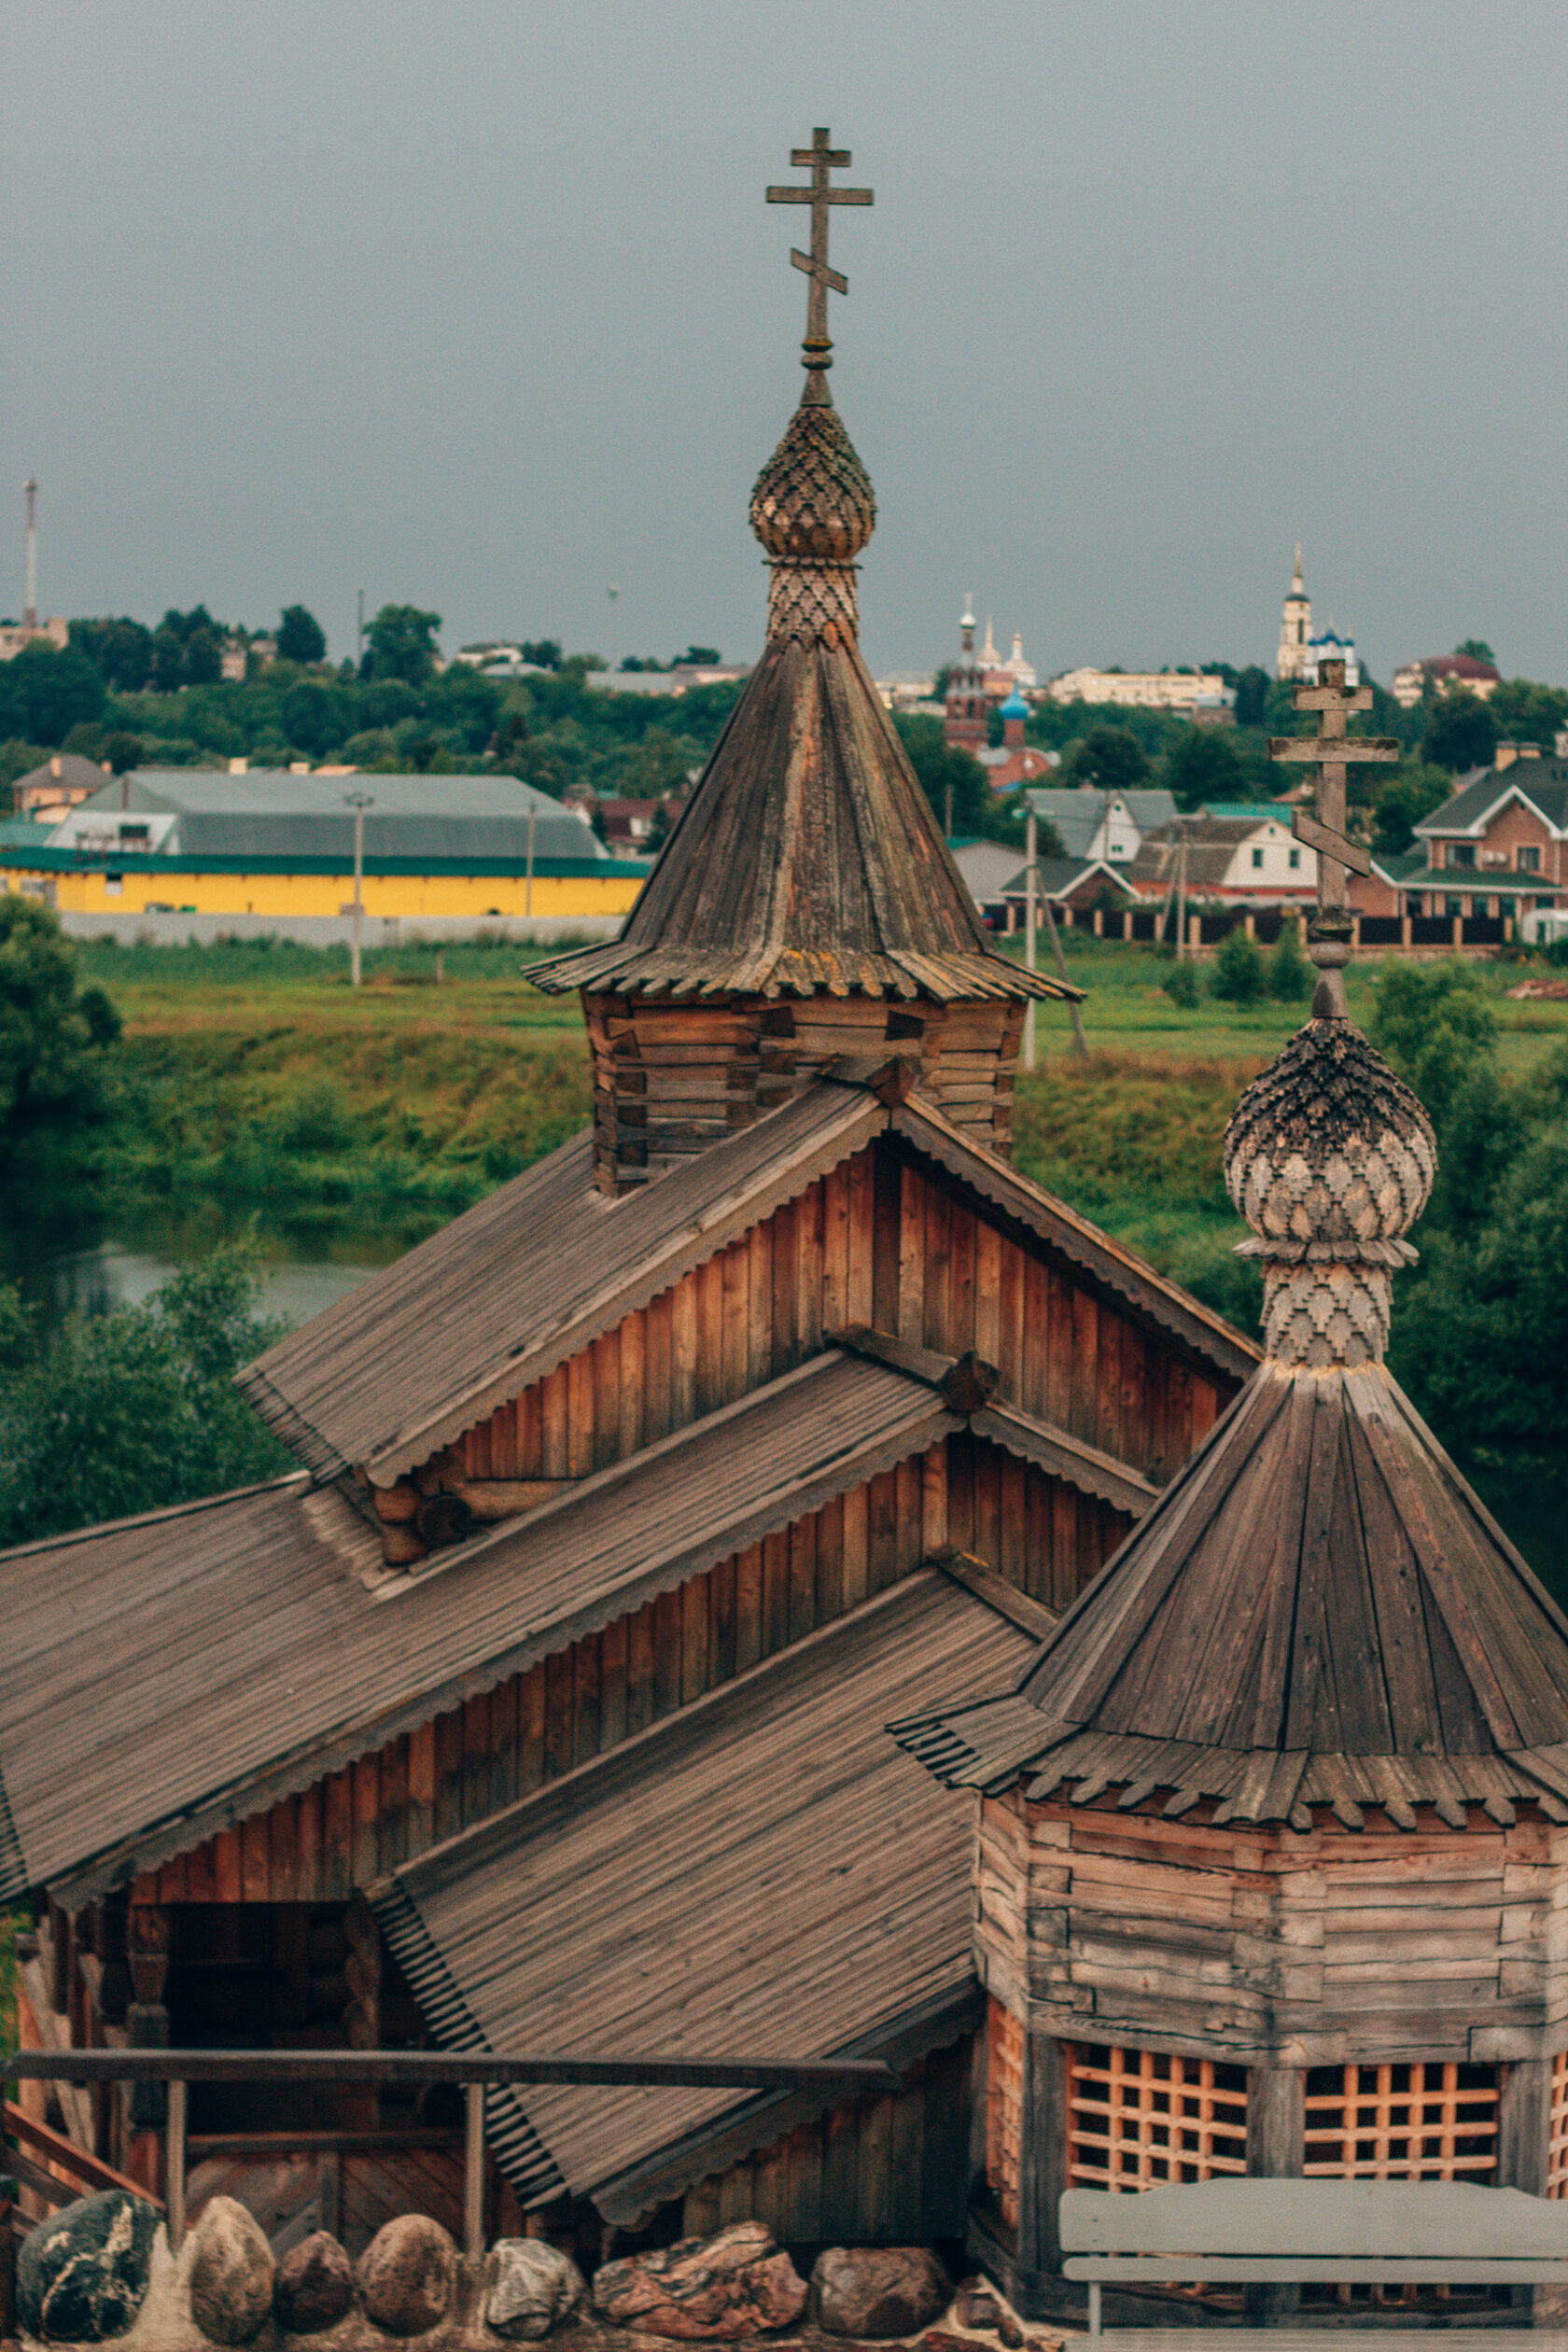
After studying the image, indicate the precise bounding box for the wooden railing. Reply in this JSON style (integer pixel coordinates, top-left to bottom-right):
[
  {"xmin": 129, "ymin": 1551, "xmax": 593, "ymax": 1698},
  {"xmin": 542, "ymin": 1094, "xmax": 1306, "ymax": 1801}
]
[{"xmin": 10, "ymin": 2047, "xmax": 899, "ymax": 2260}]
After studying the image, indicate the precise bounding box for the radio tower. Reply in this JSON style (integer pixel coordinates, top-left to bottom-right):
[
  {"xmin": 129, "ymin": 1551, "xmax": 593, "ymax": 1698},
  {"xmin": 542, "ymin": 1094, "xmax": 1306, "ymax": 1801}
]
[{"xmin": 21, "ymin": 479, "xmax": 39, "ymax": 631}]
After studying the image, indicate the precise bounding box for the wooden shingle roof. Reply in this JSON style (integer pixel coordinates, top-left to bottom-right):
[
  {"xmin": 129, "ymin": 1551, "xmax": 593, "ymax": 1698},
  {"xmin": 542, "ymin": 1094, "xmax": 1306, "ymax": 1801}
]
[
  {"xmin": 370, "ymin": 1573, "xmax": 1032, "ymax": 2214},
  {"xmin": 236, "ymin": 1078, "xmax": 1257, "ymax": 1488},
  {"xmin": 0, "ymin": 1351, "xmax": 954, "ymax": 1904}
]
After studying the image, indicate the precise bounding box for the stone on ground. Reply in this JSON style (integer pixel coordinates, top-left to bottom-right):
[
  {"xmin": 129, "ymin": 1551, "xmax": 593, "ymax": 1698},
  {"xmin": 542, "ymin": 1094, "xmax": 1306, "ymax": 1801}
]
[
  {"xmin": 356, "ymin": 2212, "xmax": 457, "ymax": 2337},
  {"xmin": 593, "ymin": 2219, "xmax": 807, "ymax": 2339},
  {"xmin": 273, "ymin": 2230, "xmax": 355, "ymax": 2333},
  {"xmin": 813, "ymin": 2246, "xmax": 950, "ymax": 2338},
  {"xmin": 188, "ymin": 2196, "xmax": 274, "ymax": 2345},
  {"xmin": 487, "ymin": 2237, "xmax": 585, "ymax": 2339},
  {"xmin": 16, "ymin": 2189, "xmax": 159, "ymax": 2343}
]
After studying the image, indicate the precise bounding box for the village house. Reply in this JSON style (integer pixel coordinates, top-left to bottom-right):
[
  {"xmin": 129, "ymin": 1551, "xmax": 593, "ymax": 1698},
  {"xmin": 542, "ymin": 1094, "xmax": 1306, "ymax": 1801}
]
[
  {"xmin": 949, "ymin": 838, "xmax": 1136, "ymax": 932},
  {"xmin": 1344, "ymin": 756, "xmax": 1568, "ymax": 924},
  {"xmin": 0, "ymin": 190, "xmax": 1257, "ymax": 2277},
  {"xmin": 1127, "ymin": 804, "xmax": 1318, "ymax": 908},
  {"xmin": 1023, "ymin": 783, "xmax": 1177, "ymax": 867},
  {"xmin": 1391, "ymin": 650, "xmax": 1503, "ymax": 707}
]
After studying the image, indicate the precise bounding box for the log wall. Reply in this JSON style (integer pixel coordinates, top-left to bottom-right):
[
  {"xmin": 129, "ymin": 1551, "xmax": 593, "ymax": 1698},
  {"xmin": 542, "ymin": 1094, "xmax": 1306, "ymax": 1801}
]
[
  {"xmin": 680, "ymin": 2037, "xmax": 973, "ymax": 2248},
  {"xmin": 976, "ymin": 1789, "xmax": 1568, "ymax": 2067},
  {"xmin": 584, "ymin": 992, "xmax": 1024, "ymax": 1191}
]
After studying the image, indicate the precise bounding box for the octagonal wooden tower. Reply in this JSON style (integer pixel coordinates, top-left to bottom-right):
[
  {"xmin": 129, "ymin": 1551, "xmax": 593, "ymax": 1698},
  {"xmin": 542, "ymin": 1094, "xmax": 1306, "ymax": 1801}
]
[
  {"xmin": 894, "ymin": 1015, "xmax": 1568, "ymax": 2318},
  {"xmin": 531, "ymin": 364, "xmax": 1071, "ymax": 1192}
]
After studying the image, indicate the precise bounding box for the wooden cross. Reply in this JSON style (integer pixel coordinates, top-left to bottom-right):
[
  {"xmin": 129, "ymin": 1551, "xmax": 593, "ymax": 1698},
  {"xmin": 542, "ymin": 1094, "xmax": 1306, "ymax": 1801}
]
[
  {"xmin": 1269, "ymin": 662, "xmax": 1397, "ymax": 969},
  {"xmin": 767, "ymin": 128, "xmax": 873, "ymax": 369}
]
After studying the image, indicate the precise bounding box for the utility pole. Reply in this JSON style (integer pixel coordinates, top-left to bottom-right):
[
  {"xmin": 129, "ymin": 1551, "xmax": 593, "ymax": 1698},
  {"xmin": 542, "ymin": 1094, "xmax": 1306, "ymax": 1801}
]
[
  {"xmin": 21, "ymin": 478, "xmax": 38, "ymax": 631},
  {"xmin": 1176, "ymin": 819, "xmax": 1189, "ymax": 959},
  {"xmin": 343, "ymin": 790, "xmax": 373, "ymax": 985},
  {"xmin": 1024, "ymin": 810, "xmax": 1038, "ymax": 1071},
  {"xmin": 945, "ymin": 776, "xmax": 954, "ymax": 839},
  {"xmin": 525, "ymin": 800, "xmax": 536, "ymax": 918}
]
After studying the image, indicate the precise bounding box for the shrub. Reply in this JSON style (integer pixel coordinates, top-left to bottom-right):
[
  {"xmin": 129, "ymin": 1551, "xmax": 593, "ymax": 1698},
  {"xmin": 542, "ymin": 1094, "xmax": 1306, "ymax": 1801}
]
[
  {"xmin": 1210, "ymin": 928, "xmax": 1265, "ymax": 1004},
  {"xmin": 1160, "ymin": 961, "xmax": 1200, "ymax": 1008},
  {"xmin": 1267, "ymin": 923, "xmax": 1311, "ymax": 1001}
]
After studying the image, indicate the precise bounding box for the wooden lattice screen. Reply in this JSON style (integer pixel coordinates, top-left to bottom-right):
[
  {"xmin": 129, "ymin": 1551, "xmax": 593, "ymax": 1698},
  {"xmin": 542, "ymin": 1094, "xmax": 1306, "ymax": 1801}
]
[
  {"xmin": 985, "ymin": 1995, "xmax": 1023, "ymax": 2229},
  {"xmin": 1066, "ymin": 2043, "xmax": 1248, "ymax": 2191},
  {"xmin": 1549, "ymin": 2051, "xmax": 1568, "ymax": 2199},
  {"xmin": 1303, "ymin": 2063, "xmax": 1499, "ymax": 2180}
]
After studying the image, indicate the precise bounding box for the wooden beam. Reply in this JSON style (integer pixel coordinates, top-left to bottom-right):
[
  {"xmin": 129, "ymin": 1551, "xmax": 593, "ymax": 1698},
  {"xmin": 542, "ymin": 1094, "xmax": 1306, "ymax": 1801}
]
[
  {"xmin": 13, "ymin": 2049, "xmax": 901, "ymax": 2093},
  {"xmin": 932, "ymin": 1549, "xmax": 1057, "ymax": 1642}
]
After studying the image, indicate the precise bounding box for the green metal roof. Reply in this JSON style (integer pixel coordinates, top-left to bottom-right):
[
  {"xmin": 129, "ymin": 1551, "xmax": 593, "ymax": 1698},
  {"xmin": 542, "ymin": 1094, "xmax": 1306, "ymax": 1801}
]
[{"xmin": 59, "ymin": 772, "xmax": 608, "ymax": 864}]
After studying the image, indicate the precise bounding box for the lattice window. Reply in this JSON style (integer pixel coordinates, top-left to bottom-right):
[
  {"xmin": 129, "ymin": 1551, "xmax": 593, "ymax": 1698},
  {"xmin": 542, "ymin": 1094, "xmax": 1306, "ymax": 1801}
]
[
  {"xmin": 1303, "ymin": 2063, "xmax": 1498, "ymax": 2181},
  {"xmin": 985, "ymin": 1995, "xmax": 1023, "ymax": 2229},
  {"xmin": 1067, "ymin": 2044, "xmax": 1248, "ymax": 2191},
  {"xmin": 1549, "ymin": 2052, "xmax": 1568, "ymax": 2198}
]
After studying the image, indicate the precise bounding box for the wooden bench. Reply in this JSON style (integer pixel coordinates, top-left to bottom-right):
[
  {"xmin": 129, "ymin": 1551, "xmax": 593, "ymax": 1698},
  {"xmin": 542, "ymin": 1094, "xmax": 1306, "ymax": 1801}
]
[{"xmin": 1060, "ymin": 2177, "xmax": 1568, "ymax": 2342}]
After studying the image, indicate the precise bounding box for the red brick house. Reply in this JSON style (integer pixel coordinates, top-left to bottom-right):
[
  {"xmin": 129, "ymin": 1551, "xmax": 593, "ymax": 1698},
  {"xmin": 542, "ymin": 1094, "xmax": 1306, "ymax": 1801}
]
[{"xmin": 1385, "ymin": 756, "xmax": 1568, "ymax": 920}]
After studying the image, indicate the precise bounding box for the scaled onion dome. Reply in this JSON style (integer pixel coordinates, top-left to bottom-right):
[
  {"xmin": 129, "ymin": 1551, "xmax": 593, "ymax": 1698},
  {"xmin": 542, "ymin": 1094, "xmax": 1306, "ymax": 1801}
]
[{"xmin": 1224, "ymin": 1016, "xmax": 1435, "ymax": 1368}]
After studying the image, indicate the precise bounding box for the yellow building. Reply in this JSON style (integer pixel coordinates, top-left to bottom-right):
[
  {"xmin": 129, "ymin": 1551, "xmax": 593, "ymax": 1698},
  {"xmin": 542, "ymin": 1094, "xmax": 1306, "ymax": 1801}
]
[{"xmin": 1, "ymin": 769, "xmax": 648, "ymax": 928}]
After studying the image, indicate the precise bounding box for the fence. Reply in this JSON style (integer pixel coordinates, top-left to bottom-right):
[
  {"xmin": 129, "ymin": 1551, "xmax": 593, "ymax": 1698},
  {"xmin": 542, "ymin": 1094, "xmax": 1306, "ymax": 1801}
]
[{"xmin": 7, "ymin": 2046, "xmax": 897, "ymax": 2261}]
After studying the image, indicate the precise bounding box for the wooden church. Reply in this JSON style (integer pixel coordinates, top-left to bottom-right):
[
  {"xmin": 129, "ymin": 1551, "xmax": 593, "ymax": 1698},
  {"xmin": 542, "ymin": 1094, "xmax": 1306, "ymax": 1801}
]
[{"xmin": 0, "ymin": 135, "xmax": 1256, "ymax": 2267}]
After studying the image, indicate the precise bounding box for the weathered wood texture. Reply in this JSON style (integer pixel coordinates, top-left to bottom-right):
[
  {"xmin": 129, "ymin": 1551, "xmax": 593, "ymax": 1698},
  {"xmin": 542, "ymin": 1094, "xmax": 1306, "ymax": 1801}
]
[
  {"xmin": 680, "ymin": 2037, "xmax": 972, "ymax": 2247},
  {"xmin": 583, "ymin": 991, "xmax": 1025, "ymax": 1187},
  {"xmin": 187, "ymin": 2142, "xmax": 469, "ymax": 2260},
  {"xmin": 974, "ymin": 1792, "xmax": 1568, "ymax": 2068},
  {"xmin": 438, "ymin": 1145, "xmax": 1223, "ymax": 1510}
]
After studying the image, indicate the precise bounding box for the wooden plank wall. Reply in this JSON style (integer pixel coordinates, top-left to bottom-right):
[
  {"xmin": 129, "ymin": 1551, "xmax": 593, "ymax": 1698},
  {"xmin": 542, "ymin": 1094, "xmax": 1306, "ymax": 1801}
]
[
  {"xmin": 680, "ymin": 2038, "xmax": 973, "ymax": 2248},
  {"xmin": 449, "ymin": 1144, "xmax": 1226, "ymax": 1499}
]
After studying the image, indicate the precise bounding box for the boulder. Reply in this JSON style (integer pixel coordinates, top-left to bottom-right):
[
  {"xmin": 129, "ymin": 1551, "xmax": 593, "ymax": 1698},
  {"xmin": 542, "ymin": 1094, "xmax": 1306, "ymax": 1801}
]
[
  {"xmin": 16, "ymin": 2189, "xmax": 158, "ymax": 2343},
  {"xmin": 356, "ymin": 2213, "xmax": 457, "ymax": 2337},
  {"xmin": 593, "ymin": 2220, "xmax": 806, "ymax": 2340},
  {"xmin": 273, "ymin": 2233, "xmax": 354, "ymax": 2335},
  {"xmin": 189, "ymin": 2197, "xmax": 274, "ymax": 2345},
  {"xmin": 814, "ymin": 2247, "xmax": 950, "ymax": 2339},
  {"xmin": 486, "ymin": 2238, "xmax": 585, "ymax": 2339}
]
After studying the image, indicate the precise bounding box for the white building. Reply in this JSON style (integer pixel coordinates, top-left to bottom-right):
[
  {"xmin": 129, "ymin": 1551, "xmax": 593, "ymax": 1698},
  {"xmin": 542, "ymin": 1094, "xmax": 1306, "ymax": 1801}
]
[{"xmin": 1045, "ymin": 668, "xmax": 1232, "ymax": 712}]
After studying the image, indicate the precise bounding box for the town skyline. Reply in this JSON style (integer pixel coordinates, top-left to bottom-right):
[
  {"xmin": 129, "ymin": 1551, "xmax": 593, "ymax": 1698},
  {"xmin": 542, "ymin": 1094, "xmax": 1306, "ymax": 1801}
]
[{"xmin": 3, "ymin": 0, "xmax": 1563, "ymax": 685}]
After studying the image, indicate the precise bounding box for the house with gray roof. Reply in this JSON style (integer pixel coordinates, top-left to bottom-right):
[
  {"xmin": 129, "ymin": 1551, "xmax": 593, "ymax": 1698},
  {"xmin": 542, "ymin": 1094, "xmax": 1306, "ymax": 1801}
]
[{"xmin": 1023, "ymin": 782, "xmax": 1176, "ymax": 865}]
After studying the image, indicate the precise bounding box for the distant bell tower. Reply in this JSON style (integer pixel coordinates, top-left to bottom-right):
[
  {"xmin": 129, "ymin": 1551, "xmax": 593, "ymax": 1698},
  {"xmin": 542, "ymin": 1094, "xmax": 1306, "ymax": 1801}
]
[
  {"xmin": 1276, "ymin": 542, "xmax": 1310, "ymax": 680},
  {"xmin": 944, "ymin": 595, "xmax": 987, "ymax": 753},
  {"xmin": 21, "ymin": 478, "xmax": 38, "ymax": 632}
]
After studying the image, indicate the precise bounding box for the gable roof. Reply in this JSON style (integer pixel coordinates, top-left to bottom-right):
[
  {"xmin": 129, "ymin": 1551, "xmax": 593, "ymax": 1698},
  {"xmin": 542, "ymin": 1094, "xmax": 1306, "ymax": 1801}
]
[
  {"xmin": 0, "ymin": 1350, "xmax": 955, "ymax": 1906},
  {"xmin": 59, "ymin": 773, "xmax": 603, "ymax": 863},
  {"xmin": 239, "ymin": 1080, "xmax": 1257, "ymax": 1487},
  {"xmin": 370, "ymin": 1572, "xmax": 1032, "ymax": 2215},
  {"xmin": 1023, "ymin": 787, "xmax": 1176, "ymax": 860},
  {"xmin": 1415, "ymin": 762, "xmax": 1568, "ymax": 837},
  {"xmin": 12, "ymin": 753, "xmax": 109, "ymax": 798}
]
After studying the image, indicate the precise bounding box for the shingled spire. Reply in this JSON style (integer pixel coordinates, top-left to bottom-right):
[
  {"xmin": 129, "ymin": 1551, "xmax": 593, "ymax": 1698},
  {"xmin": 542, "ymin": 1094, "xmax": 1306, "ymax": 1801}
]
[{"xmin": 531, "ymin": 131, "xmax": 1071, "ymax": 1193}]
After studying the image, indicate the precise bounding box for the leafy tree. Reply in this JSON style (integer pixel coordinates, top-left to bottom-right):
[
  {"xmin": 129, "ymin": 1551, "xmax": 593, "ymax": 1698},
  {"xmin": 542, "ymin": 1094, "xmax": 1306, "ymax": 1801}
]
[
  {"xmin": 0, "ymin": 641, "xmax": 107, "ymax": 748},
  {"xmin": 518, "ymin": 638, "xmax": 561, "ymax": 670},
  {"xmin": 0, "ymin": 739, "xmax": 53, "ymax": 802},
  {"xmin": 102, "ymin": 731, "xmax": 145, "ymax": 777},
  {"xmin": 1422, "ymin": 690, "xmax": 1498, "ymax": 775},
  {"xmin": 0, "ymin": 1244, "xmax": 293, "ymax": 1547},
  {"xmin": 1267, "ymin": 922, "xmax": 1311, "ymax": 1001},
  {"xmin": 1233, "ymin": 665, "xmax": 1270, "ymax": 727},
  {"xmin": 1209, "ymin": 927, "xmax": 1265, "ymax": 1004},
  {"xmin": 68, "ymin": 617, "xmax": 154, "ymax": 693},
  {"xmin": 362, "ymin": 604, "xmax": 442, "ymax": 684},
  {"xmin": 182, "ymin": 625, "xmax": 222, "ymax": 686},
  {"xmin": 1163, "ymin": 723, "xmax": 1248, "ymax": 810},
  {"xmin": 679, "ymin": 645, "xmax": 721, "ymax": 667},
  {"xmin": 276, "ymin": 604, "xmax": 328, "ymax": 665},
  {"xmin": 1161, "ymin": 961, "xmax": 1199, "ymax": 1008},
  {"xmin": 1489, "ymin": 677, "xmax": 1568, "ymax": 749},
  {"xmin": 1369, "ymin": 954, "xmax": 1496, "ymax": 1128},
  {"xmin": 1372, "ymin": 763, "xmax": 1453, "ymax": 856},
  {"xmin": 1062, "ymin": 724, "xmax": 1150, "ymax": 794},
  {"xmin": 1455, "ymin": 638, "xmax": 1496, "ymax": 665},
  {"xmin": 894, "ymin": 715, "xmax": 992, "ymax": 836},
  {"xmin": 150, "ymin": 624, "xmax": 188, "ymax": 693},
  {"xmin": 0, "ymin": 898, "xmax": 120, "ymax": 1147},
  {"xmin": 282, "ymin": 680, "xmax": 345, "ymax": 758}
]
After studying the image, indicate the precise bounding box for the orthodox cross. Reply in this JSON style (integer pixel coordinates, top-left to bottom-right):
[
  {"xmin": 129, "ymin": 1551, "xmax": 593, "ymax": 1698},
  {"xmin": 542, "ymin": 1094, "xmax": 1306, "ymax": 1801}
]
[
  {"xmin": 767, "ymin": 128, "xmax": 873, "ymax": 392},
  {"xmin": 1269, "ymin": 659, "xmax": 1397, "ymax": 1013}
]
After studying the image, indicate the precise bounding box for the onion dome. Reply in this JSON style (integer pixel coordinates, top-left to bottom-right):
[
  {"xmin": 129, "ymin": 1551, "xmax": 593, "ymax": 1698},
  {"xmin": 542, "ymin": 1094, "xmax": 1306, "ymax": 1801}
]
[
  {"xmin": 999, "ymin": 686, "xmax": 1029, "ymax": 723},
  {"xmin": 749, "ymin": 399, "xmax": 875, "ymax": 650},
  {"xmin": 1224, "ymin": 1016, "xmax": 1435, "ymax": 1367}
]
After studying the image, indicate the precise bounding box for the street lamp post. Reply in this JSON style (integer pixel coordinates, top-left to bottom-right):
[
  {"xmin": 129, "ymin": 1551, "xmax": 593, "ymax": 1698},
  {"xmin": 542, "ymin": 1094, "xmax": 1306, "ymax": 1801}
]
[{"xmin": 343, "ymin": 791, "xmax": 373, "ymax": 986}]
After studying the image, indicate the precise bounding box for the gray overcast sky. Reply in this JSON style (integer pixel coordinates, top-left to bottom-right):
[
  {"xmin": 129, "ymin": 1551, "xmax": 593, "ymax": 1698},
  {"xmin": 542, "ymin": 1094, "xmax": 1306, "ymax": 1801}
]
[{"xmin": 4, "ymin": 1, "xmax": 1565, "ymax": 686}]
